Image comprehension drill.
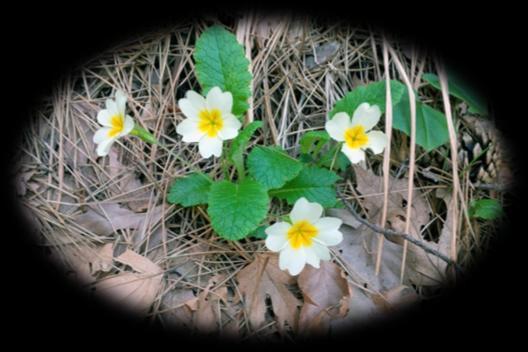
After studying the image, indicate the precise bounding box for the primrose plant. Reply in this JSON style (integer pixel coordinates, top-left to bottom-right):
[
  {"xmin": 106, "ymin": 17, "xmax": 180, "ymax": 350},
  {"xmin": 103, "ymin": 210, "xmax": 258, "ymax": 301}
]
[{"xmin": 94, "ymin": 25, "xmax": 453, "ymax": 276}]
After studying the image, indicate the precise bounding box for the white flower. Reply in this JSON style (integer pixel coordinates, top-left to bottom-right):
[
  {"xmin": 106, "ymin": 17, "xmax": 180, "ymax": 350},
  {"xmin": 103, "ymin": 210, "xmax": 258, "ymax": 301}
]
[
  {"xmin": 93, "ymin": 90, "xmax": 135, "ymax": 156},
  {"xmin": 325, "ymin": 102, "xmax": 388, "ymax": 164},
  {"xmin": 176, "ymin": 87, "xmax": 242, "ymax": 158},
  {"xmin": 264, "ymin": 197, "xmax": 343, "ymax": 276}
]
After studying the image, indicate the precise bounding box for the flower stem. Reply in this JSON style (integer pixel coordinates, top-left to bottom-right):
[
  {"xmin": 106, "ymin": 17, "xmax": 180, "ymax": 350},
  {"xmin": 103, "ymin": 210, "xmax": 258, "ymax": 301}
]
[{"xmin": 130, "ymin": 124, "xmax": 158, "ymax": 145}]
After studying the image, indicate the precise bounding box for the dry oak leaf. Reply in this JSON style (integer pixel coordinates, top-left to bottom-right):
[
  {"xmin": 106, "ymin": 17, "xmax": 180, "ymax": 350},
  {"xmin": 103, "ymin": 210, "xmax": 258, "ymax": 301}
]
[
  {"xmin": 193, "ymin": 274, "xmax": 229, "ymax": 333},
  {"xmin": 73, "ymin": 203, "xmax": 164, "ymax": 237},
  {"xmin": 353, "ymin": 165, "xmax": 448, "ymax": 286},
  {"xmin": 108, "ymin": 149, "xmax": 152, "ymax": 212},
  {"xmin": 160, "ymin": 289, "xmax": 196, "ymax": 329},
  {"xmin": 50, "ymin": 243, "xmax": 114, "ymax": 284},
  {"xmin": 93, "ymin": 246, "xmax": 163, "ymax": 314},
  {"xmin": 236, "ymin": 253, "xmax": 301, "ymax": 332},
  {"xmin": 298, "ymin": 261, "xmax": 352, "ymax": 334}
]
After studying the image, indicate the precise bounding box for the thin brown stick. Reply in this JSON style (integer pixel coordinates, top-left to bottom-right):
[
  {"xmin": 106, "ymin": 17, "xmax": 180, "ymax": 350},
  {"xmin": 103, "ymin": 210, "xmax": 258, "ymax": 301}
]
[
  {"xmin": 374, "ymin": 39, "xmax": 393, "ymax": 275},
  {"xmin": 337, "ymin": 190, "xmax": 463, "ymax": 273},
  {"xmin": 438, "ymin": 67, "xmax": 460, "ymax": 264},
  {"xmin": 388, "ymin": 45, "xmax": 417, "ymax": 283}
]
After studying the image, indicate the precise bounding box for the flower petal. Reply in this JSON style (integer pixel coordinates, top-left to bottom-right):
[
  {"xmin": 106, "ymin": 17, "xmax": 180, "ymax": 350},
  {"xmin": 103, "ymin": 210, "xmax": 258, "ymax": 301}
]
[
  {"xmin": 365, "ymin": 130, "xmax": 388, "ymax": 154},
  {"xmin": 218, "ymin": 114, "xmax": 241, "ymax": 140},
  {"xmin": 115, "ymin": 90, "xmax": 127, "ymax": 115},
  {"xmin": 97, "ymin": 109, "xmax": 112, "ymax": 127},
  {"xmin": 121, "ymin": 115, "xmax": 135, "ymax": 136},
  {"xmin": 105, "ymin": 98, "xmax": 118, "ymax": 115},
  {"xmin": 351, "ymin": 103, "xmax": 381, "ymax": 131},
  {"xmin": 315, "ymin": 217, "xmax": 343, "ymax": 233},
  {"xmin": 304, "ymin": 247, "xmax": 321, "ymax": 269},
  {"xmin": 178, "ymin": 98, "xmax": 200, "ymax": 120},
  {"xmin": 341, "ymin": 144, "xmax": 365, "ymax": 164},
  {"xmin": 290, "ymin": 197, "xmax": 323, "ymax": 223},
  {"xmin": 96, "ymin": 138, "xmax": 115, "ymax": 157},
  {"xmin": 279, "ymin": 247, "xmax": 306, "ymax": 276},
  {"xmin": 315, "ymin": 229, "xmax": 343, "ymax": 246},
  {"xmin": 265, "ymin": 222, "xmax": 290, "ymax": 251},
  {"xmin": 206, "ymin": 87, "xmax": 233, "ymax": 114},
  {"xmin": 312, "ymin": 242, "xmax": 331, "ymax": 261},
  {"xmin": 176, "ymin": 119, "xmax": 203, "ymax": 142},
  {"xmin": 185, "ymin": 90, "xmax": 207, "ymax": 110},
  {"xmin": 93, "ymin": 127, "xmax": 111, "ymax": 143},
  {"xmin": 198, "ymin": 136, "xmax": 223, "ymax": 158},
  {"xmin": 325, "ymin": 112, "xmax": 350, "ymax": 142}
]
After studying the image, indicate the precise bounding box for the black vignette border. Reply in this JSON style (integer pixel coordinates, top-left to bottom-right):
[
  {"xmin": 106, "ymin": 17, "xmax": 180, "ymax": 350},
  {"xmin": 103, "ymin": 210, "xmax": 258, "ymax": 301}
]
[{"xmin": 3, "ymin": 5, "xmax": 525, "ymax": 347}]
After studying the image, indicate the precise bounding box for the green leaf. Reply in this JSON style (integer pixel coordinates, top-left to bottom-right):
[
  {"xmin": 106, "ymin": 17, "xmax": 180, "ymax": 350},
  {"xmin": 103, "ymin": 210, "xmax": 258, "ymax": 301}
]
[
  {"xmin": 423, "ymin": 73, "xmax": 487, "ymax": 115},
  {"xmin": 228, "ymin": 121, "xmax": 263, "ymax": 178},
  {"xmin": 270, "ymin": 167, "xmax": 340, "ymax": 208},
  {"xmin": 208, "ymin": 179, "xmax": 269, "ymax": 240},
  {"xmin": 167, "ymin": 173, "xmax": 213, "ymax": 207},
  {"xmin": 330, "ymin": 80, "xmax": 406, "ymax": 118},
  {"xmin": 249, "ymin": 225, "xmax": 268, "ymax": 240},
  {"xmin": 392, "ymin": 93, "xmax": 450, "ymax": 151},
  {"xmin": 300, "ymin": 130, "xmax": 330, "ymax": 155},
  {"xmin": 320, "ymin": 149, "xmax": 351, "ymax": 172},
  {"xmin": 194, "ymin": 25, "xmax": 252, "ymax": 117},
  {"xmin": 247, "ymin": 146, "xmax": 303, "ymax": 189},
  {"xmin": 469, "ymin": 198, "xmax": 503, "ymax": 220}
]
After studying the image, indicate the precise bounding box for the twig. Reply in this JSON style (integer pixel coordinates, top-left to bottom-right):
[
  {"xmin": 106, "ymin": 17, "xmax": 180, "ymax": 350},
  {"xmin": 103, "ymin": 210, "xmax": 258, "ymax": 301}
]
[
  {"xmin": 438, "ymin": 66, "xmax": 460, "ymax": 267},
  {"xmin": 337, "ymin": 190, "xmax": 464, "ymax": 274}
]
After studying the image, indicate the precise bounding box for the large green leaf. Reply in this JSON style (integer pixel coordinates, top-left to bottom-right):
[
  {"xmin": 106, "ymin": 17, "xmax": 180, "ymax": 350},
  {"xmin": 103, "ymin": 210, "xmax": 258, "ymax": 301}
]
[
  {"xmin": 228, "ymin": 121, "xmax": 263, "ymax": 178},
  {"xmin": 330, "ymin": 80, "xmax": 406, "ymax": 118},
  {"xmin": 167, "ymin": 173, "xmax": 213, "ymax": 207},
  {"xmin": 247, "ymin": 146, "xmax": 303, "ymax": 189},
  {"xmin": 299, "ymin": 130, "xmax": 330, "ymax": 155},
  {"xmin": 270, "ymin": 167, "xmax": 340, "ymax": 208},
  {"xmin": 392, "ymin": 93, "xmax": 450, "ymax": 151},
  {"xmin": 194, "ymin": 26, "xmax": 252, "ymax": 117},
  {"xmin": 207, "ymin": 179, "xmax": 269, "ymax": 240},
  {"xmin": 423, "ymin": 73, "xmax": 487, "ymax": 115},
  {"xmin": 469, "ymin": 198, "xmax": 503, "ymax": 220}
]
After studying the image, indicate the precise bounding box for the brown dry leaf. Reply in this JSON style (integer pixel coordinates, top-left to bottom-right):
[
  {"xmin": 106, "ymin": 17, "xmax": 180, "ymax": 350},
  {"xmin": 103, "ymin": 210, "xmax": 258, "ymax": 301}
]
[
  {"xmin": 336, "ymin": 225, "xmax": 401, "ymax": 293},
  {"xmin": 371, "ymin": 285, "xmax": 419, "ymax": 312},
  {"xmin": 93, "ymin": 246, "xmax": 163, "ymax": 314},
  {"xmin": 51, "ymin": 243, "xmax": 114, "ymax": 283},
  {"xmin": 160, "ymin": 289, "xmax": 197, "ymax": 329},
  {"xmin": 193, "ymin": 274, "xmax": 228, "ymax": 333},
  {"xmin": 236, "ymin": 253, "xmax": 301, "ymax": 332},
  {"xmin": 108, "ymin": 150, "xmax": 151, "ymax": 212},
  {"xmin": 353, "ymin": 165, "xmax": 448, "ymax": 286},
  {"xmin": 73, "ymin": 203, "xmax": 163, "ymax": 237},
  {"xmin": 298, "ymin": 261, "xmax": 352, "ymax": 334}
]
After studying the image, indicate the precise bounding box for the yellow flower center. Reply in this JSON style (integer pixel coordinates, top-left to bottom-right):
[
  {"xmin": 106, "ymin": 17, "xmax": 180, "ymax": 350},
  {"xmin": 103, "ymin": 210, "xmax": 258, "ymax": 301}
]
[
  {"xmin": 108, "ymin": 114, "xmax": 125, "ymax": 138},
  {"xmin": 287, "ymin": 220, "xmax": 318, "ymax": 249},
  {"xmin": 198, "ymin": 108, "xmax": 224, "ymax": 137},
  {"xmin": 344, "ymin": 125, "xmax": 369, "ymax": 149}
]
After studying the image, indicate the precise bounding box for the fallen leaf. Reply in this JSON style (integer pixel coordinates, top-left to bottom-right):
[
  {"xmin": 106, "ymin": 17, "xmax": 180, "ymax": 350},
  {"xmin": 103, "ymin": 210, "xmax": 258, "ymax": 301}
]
[
  {"xmin": 193, "ymin": 274, "xmax": 228, "ymax": 333},
  {"xmin": 371, "ymin": 285, "xmax": 419, "ymax": 311},
  {"xmin": 93, "ymin": 246, "xmax": 163, "ymax": 314},
  {"xmin": 73, "ymin": 203, "xmax": 164, "ymax": 237},
  {"xmin": 236, "ymin": 254, "xmax": 301, "ymax": 332},
  {"xmin": 298, "ymin": 261, "xmax": 352, "ymax": 334},
  {"xmin": 160, "ymin": 289, "xmax": 196, "ymax": 329},
  {"xmin": 51, "ymin": 243, "xmax": 114, "ymax": 283},
  {"xmin": 108, "ymin": 149, "xmax": 152, "ymax": 212},
  {"xmin": 305, "ymin": 41, "xmax": 340, "ymax": 69},
  {"xmin": 353, "ymin": 165, "xmax": 448, "ymax": 286}
]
